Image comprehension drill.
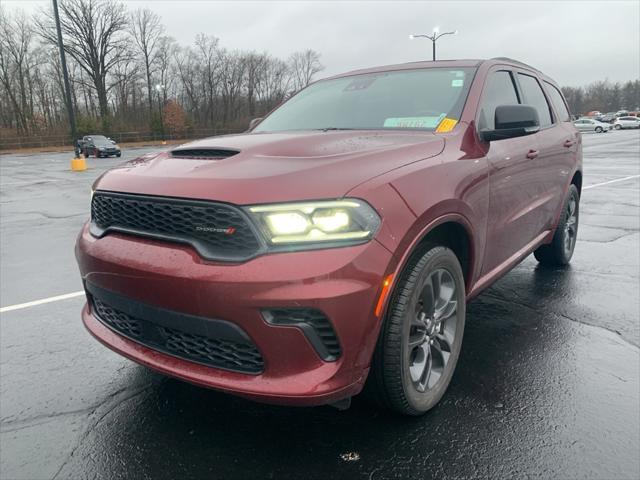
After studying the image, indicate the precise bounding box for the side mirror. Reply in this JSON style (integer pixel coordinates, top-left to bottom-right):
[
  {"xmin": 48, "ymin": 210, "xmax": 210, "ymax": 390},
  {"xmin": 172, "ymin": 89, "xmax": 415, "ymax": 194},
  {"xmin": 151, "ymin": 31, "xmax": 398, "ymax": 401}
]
[
  {"xmin": 110, "ymin": 139, "xmax": 116, "ymax": 144},
  {"xmin": 248, "ymin": 117, "xmax": 263, "ymax": 130},
  {"xmin": 481, "ymin": 105, "xmax": 540, "ymax": 142}
]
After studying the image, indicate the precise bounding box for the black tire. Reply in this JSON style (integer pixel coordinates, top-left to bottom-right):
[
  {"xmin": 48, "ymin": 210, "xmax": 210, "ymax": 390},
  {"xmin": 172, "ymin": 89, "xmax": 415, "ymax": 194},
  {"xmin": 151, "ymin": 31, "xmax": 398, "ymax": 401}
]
[
  {"xmin": 116, "ymin": 153, "xmax": 121, "ymax": 157},
  {"xmin": 83, "ymin": 150, "xmax": 88, "ymax": 158},
  {"xmin": 365, "ymin": 245, "xmax": 466, "ymax": 416},
  {"xmin": 615, "ymin": 124, "xmax": 622, "ymax": 130},
  {"xmin": 534, "ymin": 184, "xmax": 579, "ymax": 266},
  {"xmin": 595, "ymin": 126, "xmax": 603, "ymax": 133}
]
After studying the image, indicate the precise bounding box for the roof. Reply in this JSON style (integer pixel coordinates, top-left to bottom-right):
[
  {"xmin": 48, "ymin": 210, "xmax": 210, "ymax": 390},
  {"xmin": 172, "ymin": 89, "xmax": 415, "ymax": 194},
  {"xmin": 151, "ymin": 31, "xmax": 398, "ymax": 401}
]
[{"xmin": 324, "ymin": 57, "xmax": 543, "ymax": 81}]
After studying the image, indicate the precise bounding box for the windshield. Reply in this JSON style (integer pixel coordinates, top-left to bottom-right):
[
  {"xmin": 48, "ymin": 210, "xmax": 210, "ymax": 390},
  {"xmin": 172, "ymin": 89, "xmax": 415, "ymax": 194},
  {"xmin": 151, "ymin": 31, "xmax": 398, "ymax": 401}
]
[
  {"xmin": 255, "ymin": 67, "xmax": 476, "ymax": 133},
  {"xmin": 91, "ymin": 136, "xmax": 112, "ymax": 146}
]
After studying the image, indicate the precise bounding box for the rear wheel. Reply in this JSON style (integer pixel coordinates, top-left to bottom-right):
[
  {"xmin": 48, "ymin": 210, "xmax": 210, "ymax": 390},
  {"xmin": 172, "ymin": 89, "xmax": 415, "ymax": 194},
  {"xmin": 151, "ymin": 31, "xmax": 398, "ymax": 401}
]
[
  {"xmin": 595, "ymin": 126, "xmax": 603, "ymax": 133},
  {"xmin": 534, "ymin": 184, "xmax": 579, "ymax": 266},
  {"xmin": 615, "ymin": 124, "xmax": 622, "ymax": 130},
  {"xmin": 366, "ymin": 245, "xmax": 465, "ymax": 416}
]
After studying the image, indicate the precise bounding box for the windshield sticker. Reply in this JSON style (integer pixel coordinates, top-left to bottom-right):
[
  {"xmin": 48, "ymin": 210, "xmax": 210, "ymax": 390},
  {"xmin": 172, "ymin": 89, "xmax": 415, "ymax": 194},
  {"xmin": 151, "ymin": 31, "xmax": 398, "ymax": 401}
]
[
  {"xmin": 436, "ymin": 117, "xmax": 458, "ymax": 133},
  {"xmin": 384, "ymin": 113, "xmax": 446, "ymax": 129},
  {"xmin": 451, "ymin": 79, "xmax": 464, "ymax": 88}
]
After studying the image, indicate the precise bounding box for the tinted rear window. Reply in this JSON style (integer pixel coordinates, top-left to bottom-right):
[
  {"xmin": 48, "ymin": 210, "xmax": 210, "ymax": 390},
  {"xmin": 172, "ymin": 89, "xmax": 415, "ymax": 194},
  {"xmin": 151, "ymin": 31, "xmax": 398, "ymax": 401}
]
[{"xmin": 544, "ymin": 82, "xmax": 571, "ymax": 122}]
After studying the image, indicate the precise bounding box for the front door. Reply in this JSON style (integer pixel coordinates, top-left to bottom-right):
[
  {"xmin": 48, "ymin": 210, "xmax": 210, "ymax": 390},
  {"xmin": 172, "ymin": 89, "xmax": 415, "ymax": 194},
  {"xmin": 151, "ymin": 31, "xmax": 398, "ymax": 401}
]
[{"xmin": 478, "ymin": 69, "xmax": 546, "ymax": 275}]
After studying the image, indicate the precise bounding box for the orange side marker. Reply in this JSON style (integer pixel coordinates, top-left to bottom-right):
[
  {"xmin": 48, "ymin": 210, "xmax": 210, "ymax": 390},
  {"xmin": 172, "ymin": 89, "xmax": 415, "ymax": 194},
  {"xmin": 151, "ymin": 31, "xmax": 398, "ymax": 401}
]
[{"xmin": 375, "ymin": 274, "xmax": 394, "ymax": 317}]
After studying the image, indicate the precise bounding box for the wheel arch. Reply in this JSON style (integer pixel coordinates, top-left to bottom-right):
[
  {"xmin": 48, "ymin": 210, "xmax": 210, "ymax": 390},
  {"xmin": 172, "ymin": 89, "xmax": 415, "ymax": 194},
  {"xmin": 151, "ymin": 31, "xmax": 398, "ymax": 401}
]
[{"xmin": 386, "ymin": 213, "xmax": 476, "ymax": 306}]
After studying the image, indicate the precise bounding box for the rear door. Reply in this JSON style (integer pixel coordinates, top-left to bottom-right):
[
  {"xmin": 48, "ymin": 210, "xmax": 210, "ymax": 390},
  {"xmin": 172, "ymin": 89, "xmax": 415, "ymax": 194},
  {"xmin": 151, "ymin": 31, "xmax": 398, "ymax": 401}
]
[{"xmin": 479, "ymin": 69, "xmax": 542, "ymax": 275}]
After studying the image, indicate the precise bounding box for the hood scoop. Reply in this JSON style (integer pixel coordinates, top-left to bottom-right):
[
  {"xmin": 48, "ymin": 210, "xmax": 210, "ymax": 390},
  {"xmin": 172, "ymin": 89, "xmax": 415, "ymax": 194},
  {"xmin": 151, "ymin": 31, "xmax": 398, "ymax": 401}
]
[{"xmin": 170, "ymin": 148, "xmax": 239, "ymax": 160}]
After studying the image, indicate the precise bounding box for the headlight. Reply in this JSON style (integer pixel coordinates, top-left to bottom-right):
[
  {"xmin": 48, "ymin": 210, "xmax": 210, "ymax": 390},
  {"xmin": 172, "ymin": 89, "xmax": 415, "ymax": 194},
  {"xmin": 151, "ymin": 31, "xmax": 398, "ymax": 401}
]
[{"xmin": 247, "ymin": 199, "xmax": 380, "ymax": 247}]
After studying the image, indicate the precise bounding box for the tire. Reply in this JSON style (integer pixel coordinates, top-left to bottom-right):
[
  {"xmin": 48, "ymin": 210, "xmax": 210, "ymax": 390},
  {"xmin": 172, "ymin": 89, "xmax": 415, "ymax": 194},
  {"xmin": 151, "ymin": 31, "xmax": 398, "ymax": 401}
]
[
  {"xmin": 116, "ymin": 153, "xmax": 121, "ymax": 157},
  {"xmin": 83, "ymin": 150, "xmax": 88, "ymax": 158},
  {"xmin": 366, "ymin": 245, "xmax": 466, "ymax": 416},
  {"xmin": 534, "ymin": 184, "xmax": 579, "ymax": 266},
  {"xmin": 615, "ymin": 124, "xmax": 622, "ymax": 130},
  {"xmin": 595, "ymin": 126, "xmax": 603, "ymax": 133}
]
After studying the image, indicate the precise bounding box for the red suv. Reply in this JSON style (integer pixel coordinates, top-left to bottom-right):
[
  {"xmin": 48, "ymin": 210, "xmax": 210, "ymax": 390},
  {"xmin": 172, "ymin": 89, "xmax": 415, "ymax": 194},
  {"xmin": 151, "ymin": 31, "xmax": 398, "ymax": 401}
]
[{"xmin": 76, "ymin": 58, "xmax": 581, "ymax": 415}]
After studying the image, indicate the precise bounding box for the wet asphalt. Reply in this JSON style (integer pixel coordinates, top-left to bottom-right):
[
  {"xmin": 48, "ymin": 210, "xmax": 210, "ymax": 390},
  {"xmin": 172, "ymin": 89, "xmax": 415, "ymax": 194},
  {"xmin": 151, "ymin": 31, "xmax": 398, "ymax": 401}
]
[{"xmin": 1, "ymin": 131, "xmax": 639, "ymax": 480}]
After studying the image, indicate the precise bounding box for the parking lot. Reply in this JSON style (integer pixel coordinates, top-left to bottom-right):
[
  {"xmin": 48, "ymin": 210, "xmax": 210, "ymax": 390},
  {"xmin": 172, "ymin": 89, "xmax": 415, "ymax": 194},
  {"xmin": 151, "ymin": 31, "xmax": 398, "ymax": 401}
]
[{"xmin": 1, "ymin": 130, "xmax": 639, "ymax": 479}]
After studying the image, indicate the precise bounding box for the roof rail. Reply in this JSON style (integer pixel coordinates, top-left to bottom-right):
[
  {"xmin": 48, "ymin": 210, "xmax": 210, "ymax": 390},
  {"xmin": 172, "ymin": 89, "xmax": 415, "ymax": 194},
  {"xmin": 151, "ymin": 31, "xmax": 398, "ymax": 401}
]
[{"xmin": 490, "ymin": 57, "xmax": 540, "ymax": 72}]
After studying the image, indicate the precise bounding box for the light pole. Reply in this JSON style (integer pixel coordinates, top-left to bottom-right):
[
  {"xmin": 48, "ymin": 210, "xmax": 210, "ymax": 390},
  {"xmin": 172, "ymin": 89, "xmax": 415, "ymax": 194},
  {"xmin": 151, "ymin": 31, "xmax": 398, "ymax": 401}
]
[
  {"xmin": 409, "ymin": 27, "xmax": 458, "ymax": 61},
  {"xmin": 53, "ymin": 0, "xmax": 81, "ymax": 162},
  {"xmin": 155, "ymin": 84, "xmax": 165, "ymax": 141}
]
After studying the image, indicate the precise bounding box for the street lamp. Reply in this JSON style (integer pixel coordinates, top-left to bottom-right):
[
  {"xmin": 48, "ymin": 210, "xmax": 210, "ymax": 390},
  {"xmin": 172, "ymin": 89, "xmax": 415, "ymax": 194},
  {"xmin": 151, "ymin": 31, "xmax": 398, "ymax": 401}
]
[{"xmin": 409, "ymin": 27, "xmax": 458, "ymax": 61}]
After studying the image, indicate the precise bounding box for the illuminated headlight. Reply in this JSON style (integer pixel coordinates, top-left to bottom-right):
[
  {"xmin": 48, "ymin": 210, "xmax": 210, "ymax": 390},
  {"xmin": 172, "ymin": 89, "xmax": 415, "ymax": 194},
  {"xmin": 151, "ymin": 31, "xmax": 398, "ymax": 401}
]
[{"xmin": 247, "ymin": 199, "xmax": 380, "ymax": 246}]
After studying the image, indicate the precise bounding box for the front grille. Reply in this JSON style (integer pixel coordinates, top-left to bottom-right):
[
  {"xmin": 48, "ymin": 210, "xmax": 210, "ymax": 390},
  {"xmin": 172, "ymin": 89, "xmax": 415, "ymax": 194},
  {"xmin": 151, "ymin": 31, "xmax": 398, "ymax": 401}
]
[
  {"xmin": 87, "ymin": 284, "xmax": 264, "ymax": 374},
  {"xmin": 90, "ymin": 192, "xmax": 262, "ymax": 261},
  {"xmin": 263, "ymin": 308, "xmax": 341, "ymax": 361}
]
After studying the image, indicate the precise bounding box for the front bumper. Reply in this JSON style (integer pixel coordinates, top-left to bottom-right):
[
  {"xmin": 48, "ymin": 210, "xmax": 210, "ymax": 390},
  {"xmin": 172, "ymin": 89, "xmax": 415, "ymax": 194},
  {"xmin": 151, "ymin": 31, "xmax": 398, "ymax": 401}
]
[{"xmin": 76, "ymin": 222, "xmax": 394, "ymax": 406}]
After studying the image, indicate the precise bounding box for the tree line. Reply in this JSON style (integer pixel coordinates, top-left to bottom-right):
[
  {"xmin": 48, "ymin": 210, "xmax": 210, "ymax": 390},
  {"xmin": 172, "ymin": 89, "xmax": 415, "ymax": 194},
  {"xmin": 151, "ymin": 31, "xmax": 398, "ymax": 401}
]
[
  {"xmin": 562, "ymin": 80, "xmax": 640, "ymax": 116},
  {"xmin": 0, "ymin": 0, "xmax": 323, "ymax": 141},
  {"xmin": 1, "ymin": 0, "xmax": 639, "ymax": 145}
]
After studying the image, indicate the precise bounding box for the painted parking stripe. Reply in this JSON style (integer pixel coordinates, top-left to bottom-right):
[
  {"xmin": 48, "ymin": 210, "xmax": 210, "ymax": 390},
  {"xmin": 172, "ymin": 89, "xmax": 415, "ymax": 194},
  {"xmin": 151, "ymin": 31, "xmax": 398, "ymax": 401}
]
[
  {"xmin": 583, "ymin": 174, "xmax": 640, "ymax": 190},
  {"xmin": 1, "ymin": 175, "xmax": 639, "ymax": 313},
  {"xmin": 0, "ymin": 291, "xmax": 85, "ymax": 313}
]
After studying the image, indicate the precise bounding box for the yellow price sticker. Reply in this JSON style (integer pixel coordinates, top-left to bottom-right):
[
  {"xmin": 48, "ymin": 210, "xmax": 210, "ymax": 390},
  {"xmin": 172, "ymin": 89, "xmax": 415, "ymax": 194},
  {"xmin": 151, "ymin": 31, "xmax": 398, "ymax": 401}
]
[{"xmin": 436, "ymin": 117, "xmax": 458, "ymax": 133}]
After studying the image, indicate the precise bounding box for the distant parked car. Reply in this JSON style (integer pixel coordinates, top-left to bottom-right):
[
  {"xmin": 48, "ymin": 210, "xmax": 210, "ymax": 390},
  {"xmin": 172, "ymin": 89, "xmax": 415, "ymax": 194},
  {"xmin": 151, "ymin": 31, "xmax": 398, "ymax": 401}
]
[
  {"xmin": 597, "ymin": 114, "xmax": 616, "ymax": 123},
  {"xmin": 573, "ymin": 118, "xmax": 611, "ymax": 133},
  {"xmin": 613, "ymin": 116, "xmax": 640, "ymax": 130},
  {"xmin": 80, "ymin": 135, "xmax": 122, "ymax": 158}
]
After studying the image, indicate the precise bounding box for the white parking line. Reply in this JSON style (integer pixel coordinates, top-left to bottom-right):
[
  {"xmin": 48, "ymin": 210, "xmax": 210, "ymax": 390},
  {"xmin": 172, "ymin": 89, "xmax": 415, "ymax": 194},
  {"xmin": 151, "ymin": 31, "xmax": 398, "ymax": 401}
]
[
  {"xmin": 1, "ymin": 175, "xmax": 638, "ymax": 314},
  {"xmin": 0, "ymin": 291, "xmax": 84, "ymax": 313},
  {"xmin": 583, "ymin": 174, "xmax": 640, "ymax": 190}
]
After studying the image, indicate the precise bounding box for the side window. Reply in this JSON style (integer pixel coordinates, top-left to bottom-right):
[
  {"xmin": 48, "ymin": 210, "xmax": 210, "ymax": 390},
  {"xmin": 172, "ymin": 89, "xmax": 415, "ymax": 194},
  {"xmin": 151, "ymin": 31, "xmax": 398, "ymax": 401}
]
[
  {"xmin": 517, "ymin": 74, "xmax": 553, "ymax": 127},
  {"xmin": 478, "ymin": 71, "xmax": 520, "ymax": 130},
  {"xmin": 544, "ymin": 82, "xmax": 571, "ymax": 122}
]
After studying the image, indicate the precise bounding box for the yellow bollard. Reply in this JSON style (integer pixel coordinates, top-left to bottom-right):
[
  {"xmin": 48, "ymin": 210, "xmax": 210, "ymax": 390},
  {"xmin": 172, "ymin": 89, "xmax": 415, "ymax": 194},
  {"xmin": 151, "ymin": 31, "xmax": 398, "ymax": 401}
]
[{"xmin": 70, "ymin": 157, "xmax": 87, "ymax": 171}]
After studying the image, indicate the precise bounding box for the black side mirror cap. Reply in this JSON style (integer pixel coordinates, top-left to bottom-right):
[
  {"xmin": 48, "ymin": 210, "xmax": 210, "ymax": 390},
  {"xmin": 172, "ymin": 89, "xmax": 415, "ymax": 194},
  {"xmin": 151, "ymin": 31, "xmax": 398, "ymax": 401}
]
[{"xmin": 481, "ymin": 105, "xmax": 540, "ymax": 142}]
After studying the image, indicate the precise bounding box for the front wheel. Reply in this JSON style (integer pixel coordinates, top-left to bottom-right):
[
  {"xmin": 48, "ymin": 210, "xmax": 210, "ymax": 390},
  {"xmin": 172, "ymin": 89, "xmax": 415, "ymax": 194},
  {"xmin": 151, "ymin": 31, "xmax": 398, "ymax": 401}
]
[
  {"xmin": 366, "ymin": 246, "xmax": 466, "ymax": 416},
  {"xmin": 534, "ymin": 184, "xmax": 579, "ymax": 266},
  {"xmin": 595, "ymin": 126, "xmax": 603, "ymax": 133}
]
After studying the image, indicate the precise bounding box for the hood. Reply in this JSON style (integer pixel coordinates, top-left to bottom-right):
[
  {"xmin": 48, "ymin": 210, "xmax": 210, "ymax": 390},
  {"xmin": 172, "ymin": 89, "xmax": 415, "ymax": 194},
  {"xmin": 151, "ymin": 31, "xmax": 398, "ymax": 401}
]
[{"xmin": 95, "ymin": 130, "xmax": 445, "ymax": 204}]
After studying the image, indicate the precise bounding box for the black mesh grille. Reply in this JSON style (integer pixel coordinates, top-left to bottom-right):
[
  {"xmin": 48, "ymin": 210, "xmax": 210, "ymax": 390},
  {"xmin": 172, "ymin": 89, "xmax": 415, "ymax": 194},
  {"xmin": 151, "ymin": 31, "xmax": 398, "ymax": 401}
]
[
  {"xmin": 161, "ymin": 326, "xmax": 264, "ymax": 372},
  {"xmin": 90, "ymin": 192, "xmax": 261, "ymax": 261},
  {"xmin": 264, "ymin": 308, "xmax": 341, "ymax": 360},
  {"xmin": 90, "ymin": 294, "xmax": 264, "ymax": 374},
  {"xmin": 93, "ymin": 298, "xmax": 142, "ymax": 338}
]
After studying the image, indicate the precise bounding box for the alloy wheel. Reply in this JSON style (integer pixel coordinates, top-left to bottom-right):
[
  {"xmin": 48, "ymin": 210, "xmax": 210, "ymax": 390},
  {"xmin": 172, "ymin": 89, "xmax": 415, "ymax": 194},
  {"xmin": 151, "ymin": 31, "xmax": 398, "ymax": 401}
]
[
  {"xmin": 407, "ymin": 268, "xmax": 458, "ymax": 393},
  {"xmin": 564, "ymin": 196, "xmax": 578, "ymax": 256}
]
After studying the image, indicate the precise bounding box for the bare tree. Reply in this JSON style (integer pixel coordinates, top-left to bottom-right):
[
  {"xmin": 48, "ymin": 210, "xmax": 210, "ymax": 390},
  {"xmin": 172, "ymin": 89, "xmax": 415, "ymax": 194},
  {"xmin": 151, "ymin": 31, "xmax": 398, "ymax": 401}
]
[
  {"xmin": 130, "ymin": 8, "xmax": 164, "ymax": 117},
  {"xmin": 288, "ymin": 49, "xmax": 324, "ymax": 92},
  {"xmin": 37, "ymin": 0, "xmax": 129, "ymax": 129},
  {"xmin": 0, "ymin": 8, "xmax": 34, "ymax": 134}
]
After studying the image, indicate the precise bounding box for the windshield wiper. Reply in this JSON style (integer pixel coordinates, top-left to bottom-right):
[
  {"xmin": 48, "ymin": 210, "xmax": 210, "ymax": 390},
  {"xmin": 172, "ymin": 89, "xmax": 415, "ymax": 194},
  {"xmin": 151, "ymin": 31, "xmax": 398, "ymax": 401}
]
[{"xmin": 316, "ymin": 127, "xmax": 356, "ymax": 132}]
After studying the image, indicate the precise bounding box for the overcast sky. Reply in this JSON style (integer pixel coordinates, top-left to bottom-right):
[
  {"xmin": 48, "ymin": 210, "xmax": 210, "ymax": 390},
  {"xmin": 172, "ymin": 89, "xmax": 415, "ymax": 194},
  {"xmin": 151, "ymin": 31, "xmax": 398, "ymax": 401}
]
[{"xmin": 4, "ymin": 0, "xmax": 640, "ymax": 86}]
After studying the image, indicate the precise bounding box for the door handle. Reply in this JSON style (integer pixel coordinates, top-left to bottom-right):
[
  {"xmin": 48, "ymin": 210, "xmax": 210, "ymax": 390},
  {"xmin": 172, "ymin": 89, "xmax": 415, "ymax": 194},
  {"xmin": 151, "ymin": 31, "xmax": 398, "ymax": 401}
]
[
  {"xmin": 563, "ymin": 140, "xmax": 575, "ymax": 148},
  {"xmin": 526, "ymin": 149, "xmax": 539, "ymax": 159}
]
